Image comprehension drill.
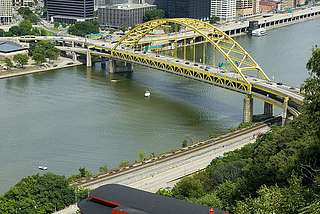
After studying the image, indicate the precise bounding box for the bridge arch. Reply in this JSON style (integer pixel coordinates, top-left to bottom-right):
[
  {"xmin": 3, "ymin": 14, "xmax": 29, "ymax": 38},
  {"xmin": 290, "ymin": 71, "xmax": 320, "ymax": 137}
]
[{"xmin": 113, "ymin": 18, "xmax": 270, "ymax": 90}]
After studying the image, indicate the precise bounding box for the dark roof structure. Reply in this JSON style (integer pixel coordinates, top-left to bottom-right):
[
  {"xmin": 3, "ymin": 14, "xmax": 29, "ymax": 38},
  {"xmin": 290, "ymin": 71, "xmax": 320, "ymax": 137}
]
[
  {"xmin": 78, "ymin": 184, "xmax": 229, "ymax": 214},
  {"xmin": 0, "ymin": 41, "xmax": 26, "ymax": 53}
]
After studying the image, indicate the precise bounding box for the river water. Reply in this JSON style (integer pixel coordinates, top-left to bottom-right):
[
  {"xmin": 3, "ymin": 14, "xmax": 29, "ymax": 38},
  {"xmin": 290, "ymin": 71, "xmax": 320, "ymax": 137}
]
[{"xmin": 0, "ymin": 18, "xmax": 319, "ymax": 194}]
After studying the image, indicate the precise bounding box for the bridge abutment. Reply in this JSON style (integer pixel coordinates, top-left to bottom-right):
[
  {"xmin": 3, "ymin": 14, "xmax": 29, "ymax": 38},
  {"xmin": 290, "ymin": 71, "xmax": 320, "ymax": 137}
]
[
  {"xmin": 109, "ymin": 59, "xmax": 133, "ymax": 73},
  {"xmin": 243, "ymin": 95, "xmax": 253, "ymax": 122}
]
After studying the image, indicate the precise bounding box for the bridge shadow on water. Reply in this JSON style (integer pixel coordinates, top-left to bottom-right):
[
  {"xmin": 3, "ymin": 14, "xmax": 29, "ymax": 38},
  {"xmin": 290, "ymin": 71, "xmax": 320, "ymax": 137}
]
[{"xmin": 94, "ymin": 62, "xmax": 243, "ymax": 123}]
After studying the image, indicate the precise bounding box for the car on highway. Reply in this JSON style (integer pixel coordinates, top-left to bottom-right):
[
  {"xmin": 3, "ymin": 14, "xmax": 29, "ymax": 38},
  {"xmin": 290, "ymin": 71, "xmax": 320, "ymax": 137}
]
[
  {"xmin": 185, "ymin": 61, "xmax": 190, "ymax": 64},
  {"xmin": 176, "ymin": 60, "xmax": 180, "ymax": 62},
  {"xmin": 277, "ymin": 82, "xmax": 283, "ymax": 85},
  {"xmin": 194, "ymin": 64, "xmax": 198, "ymax": 66},
  {"xmin": 266, "ymin": 81, "xmax": 273, "ymax": 85}
]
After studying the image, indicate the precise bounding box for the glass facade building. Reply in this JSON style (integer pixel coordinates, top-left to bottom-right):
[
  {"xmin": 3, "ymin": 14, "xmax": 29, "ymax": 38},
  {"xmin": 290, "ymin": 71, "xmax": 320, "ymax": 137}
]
[
  {"xmin": 47, "ymin": 0, "xmax": 94, "ymax": 24},
  {"xmin": 167, "ymin": 0, "xmax": 211, "ymax": 20}
]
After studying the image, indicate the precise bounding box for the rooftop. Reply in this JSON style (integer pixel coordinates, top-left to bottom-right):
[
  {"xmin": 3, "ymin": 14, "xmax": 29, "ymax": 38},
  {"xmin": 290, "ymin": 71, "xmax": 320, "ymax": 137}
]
[
  {"xmin": 0, "ymin": 41, "xmax": 26, "ymax": 53},
  {"xmin": 78, "ymin": 184, "xmax": 229, "ymax": 214},
  {"xmin": 103, "ymin": 3, "xmax": 156, "ymax": 10}
]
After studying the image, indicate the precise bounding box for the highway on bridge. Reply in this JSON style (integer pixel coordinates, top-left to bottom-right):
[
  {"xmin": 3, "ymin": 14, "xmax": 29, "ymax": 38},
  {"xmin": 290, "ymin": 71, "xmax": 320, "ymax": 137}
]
[{"xmin": 20, "ymin": 18, "xmax": 304, "ymax": 123}]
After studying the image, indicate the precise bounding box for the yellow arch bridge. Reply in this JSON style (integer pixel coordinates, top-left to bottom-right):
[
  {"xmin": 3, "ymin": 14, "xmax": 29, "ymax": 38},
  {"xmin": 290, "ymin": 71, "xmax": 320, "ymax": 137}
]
[{"xmin": 20, "ymin": 18, "xmax": 304, "ymax": 125}]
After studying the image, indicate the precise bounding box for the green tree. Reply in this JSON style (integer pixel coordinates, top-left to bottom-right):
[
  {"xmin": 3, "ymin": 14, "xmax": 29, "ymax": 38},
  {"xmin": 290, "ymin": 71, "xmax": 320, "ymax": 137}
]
[
  {"xmin": 131, "ymin": 24, "xmax": 136, "ymax": 30},
  {"xmin": 29, "ymin": 13, "xmax": 39, "ymax": 24},
  {"xmin": 62, "ymin": 22, "xmax": 67, "ymax": 28},
  {"xmin": 99, "ymin": 163, "xmax": 108, "ymax": 173},
  {"xmin": 172, "ymin": 177, "xmax": 205, "ymax": 200},
  {"xmin": 68, "ymin": 25, "xmax": 78, "ymax": 35},
  {"xmin": 45, "ymin": 49, "xmax": 56, "ymax": 63},
  {"xmin": 91, "ymin": 18, "xmax": 100, "ymax": 28},
  {"xmin": 119, "ymin": 160, "xmax": 129, "ymax": 168},
  {"xmin": 143, "ymin": 9, "xmax": 165, "ymax": 22},
  {"xmin": 13, "ymin": 54, "xmax": 29, "ymax": 68},
  {"xmin": 0, "ymin": 172, "xmax": 91, "ymax": 213},
  {"xmin": 54, "ymin": 22, "xmax": 60, "ymax": 28},
  {"xmin": 209, "ymin": 16, "xmax": 220, "ymax": 24},
  {"xmin": 4, "ymin": 58, "xmax": 13, "ymax": 69},
  {"xmin": 302, "ymin": 46, "xmax": 320, "ymax": 138},
  {"xmin": 18, "ymin": 7, "xmax": 32, "ymax": 16},
  {"xmin": 73, "ymin": 21, "xmax": 99, "ymax": 36},
  {"xmin": 137, "ymin": 151, "xmax": 146, "ymax": 162},
  {"xmin": 156, "ymin": 188, "xmax": 172, "ymax": 197},
  {"xmin": 78, "ymin": 167, "xmax": 92, "ymax": 178},
  {"xmin": 119, "ymin": 22, "xmax": 128, "ymax": 33},
  {"xmin": 182, "ymin": 140, "xmax": 188, "ymax": 148},
  {"xmin": 32, "ymin": 53, "xmax": 46, "ymax": 64},
  {"xmin": 0, "ymin": 29, "xmax": 5, "ymax": 37}
]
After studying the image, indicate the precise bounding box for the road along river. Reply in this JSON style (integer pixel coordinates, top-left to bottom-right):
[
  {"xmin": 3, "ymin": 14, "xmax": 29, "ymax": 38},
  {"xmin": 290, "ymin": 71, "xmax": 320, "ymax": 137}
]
[{"xmin": 0, "ymin": 18, "xmax": 319, "ymax": 195}]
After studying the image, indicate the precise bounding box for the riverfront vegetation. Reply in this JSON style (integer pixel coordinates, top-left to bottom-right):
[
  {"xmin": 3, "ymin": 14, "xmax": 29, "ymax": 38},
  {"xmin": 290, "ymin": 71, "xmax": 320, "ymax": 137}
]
[
  {"xmin": 158, "ymin": 46, "xmax": 320, "ymax": 213},
  {"xmin": 0, "ymin": 47, "xmax": 319, "ymax": 213}
]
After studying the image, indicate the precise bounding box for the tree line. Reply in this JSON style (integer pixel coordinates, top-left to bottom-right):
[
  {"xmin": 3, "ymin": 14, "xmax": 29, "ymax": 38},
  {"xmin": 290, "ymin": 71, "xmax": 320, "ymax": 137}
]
[{"xmin": 158, "ymin": 46, "xmax": 320, "ymax": 213}]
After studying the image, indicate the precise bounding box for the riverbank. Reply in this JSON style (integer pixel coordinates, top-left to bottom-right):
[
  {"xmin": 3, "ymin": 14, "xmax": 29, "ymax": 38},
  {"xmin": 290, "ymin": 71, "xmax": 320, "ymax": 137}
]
[{"xmin": 0, "ymin": 57, "xmax": 82, "ymax": 79}]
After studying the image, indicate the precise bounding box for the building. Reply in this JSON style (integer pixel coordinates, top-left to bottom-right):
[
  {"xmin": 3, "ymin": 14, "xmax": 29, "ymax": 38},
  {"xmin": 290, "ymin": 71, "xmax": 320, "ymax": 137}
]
[
  {"xmin": 47, "ymin": 0, "xmax": 94, "ymax": 24},
  {"xmin": 236, "ymin": 0, "xmax": 254, "ymax": 17},
  {"xmin": 167, "ymin": 0, "xmax": 210, "ymax": 20},
  {"xmin": 98, "ymin": 3, "xmax": 156, "ymax": 28},
  {"xmin": 0, "ymin": 0, "xmax": 13, "ymax": 24},
  {"xmin": 211, "ymin": 0, "xmax": 236, "ymax": 20},
  {"xmin": 0, "ymin": 41, "xmax": 28, "ymax": 60},
  {"xmin": 23, "ymin": 0, "xmax": 34, "ymax": 6},
  {"xmin": 78, "ymin": 184, "xmax": 229, "ymax": 214},
  {"xmin": 145, "ymin": 0, "xmax": 168, "ymax": 11},
  {"xmin": 236, "ymin": 0, "xmax": 260, "ymax": 17},
  {"xmin": 259, "ymin": 0, "xmax": 277, "ymax": 12}
]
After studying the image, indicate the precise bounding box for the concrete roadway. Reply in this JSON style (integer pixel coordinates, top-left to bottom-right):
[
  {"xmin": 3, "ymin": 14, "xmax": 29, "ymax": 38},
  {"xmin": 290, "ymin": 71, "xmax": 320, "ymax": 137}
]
[{"xmin": 55, "ymin": 124, "xmax": 270, "ymax": 214}]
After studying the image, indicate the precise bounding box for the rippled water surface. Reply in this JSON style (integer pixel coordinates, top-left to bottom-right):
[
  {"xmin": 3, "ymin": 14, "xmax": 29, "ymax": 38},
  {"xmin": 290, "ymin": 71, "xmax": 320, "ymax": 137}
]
[{"xmin": 0, "ymin": 18, "xmax": 319, "ymax": 194}]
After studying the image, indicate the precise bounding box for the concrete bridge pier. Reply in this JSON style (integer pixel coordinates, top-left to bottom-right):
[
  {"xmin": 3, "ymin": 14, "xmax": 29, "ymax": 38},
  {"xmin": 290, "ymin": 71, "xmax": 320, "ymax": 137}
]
[
  {"xmin": 282, "ymin": 97, "xmax": 289, "ymax": 126},
  {"xmin": 72, "ymin": 52, "xmax": 77, "ymax": 61},
  {"xmin": 101, "ymin": 57, "xmax": 106, "ymax": 65},
  {"xmin": 86, "ymin": 49, "xmax": 92, "ymax": 67},
  {"xmin": 109, "ymin": 59, "xmax": 133, "ymax": 73},
  {"xmin": 243, "ymin": 95, "xmax": 253, "ymax": 122},
  {"xmin": 264, "ymin": 102, "xmax": 274, "ymax": 117}
]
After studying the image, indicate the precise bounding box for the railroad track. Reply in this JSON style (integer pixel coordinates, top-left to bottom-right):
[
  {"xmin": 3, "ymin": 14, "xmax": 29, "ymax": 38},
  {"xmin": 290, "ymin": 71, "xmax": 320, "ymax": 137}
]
[{"xmin": 73, "ymin": 116, "xmax": 281, "ymax": 189}]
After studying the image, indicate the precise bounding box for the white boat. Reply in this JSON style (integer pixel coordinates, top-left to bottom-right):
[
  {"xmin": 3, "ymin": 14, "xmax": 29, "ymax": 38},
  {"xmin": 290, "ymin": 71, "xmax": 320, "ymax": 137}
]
[
  {"xmin": 144, "ymin": 91, "xmax": 150, "ymax": 97},
  {"xmin": 251, "ymin": 28, "xmax": 267, "ymax": 36},
  {"xmin": 39, "ymin": 166, "xmax": 48, "ymax": 170}
]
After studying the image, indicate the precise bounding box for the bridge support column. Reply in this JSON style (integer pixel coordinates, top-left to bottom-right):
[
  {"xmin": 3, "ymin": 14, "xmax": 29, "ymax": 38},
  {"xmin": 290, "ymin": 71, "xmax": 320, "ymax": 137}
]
[
  {"xmin": 101, "ymin": 57, "xmax": 106, "ymax": 65},
  {"xmin": 109, "ymin": 59, "xmax": 116, "ymax": 73},
  {"xmin": 263, "ymin": 102, "xmax": 274, "ymax": 117},
  {"xmin": 109, "ymin": 59, "xmax": 133, "ymax": 73},
  {"xmin": 282, "ymin": 97, "xmax": 289, "ymax": 126},
  {"xmin": 86, "ymin": 49, "xmax": 91, "ymax": 67},
  {"xmin": 243, "ymin": 95, "xmax": 253, "ymax": 122},
  {"xmin": 72, "ymin": 52, "xmax": 77, "ymax": 61}
]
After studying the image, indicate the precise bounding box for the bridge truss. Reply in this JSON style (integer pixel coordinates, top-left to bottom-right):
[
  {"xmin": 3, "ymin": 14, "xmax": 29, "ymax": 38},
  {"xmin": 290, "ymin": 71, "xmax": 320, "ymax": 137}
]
[{"xmin": 111, "ymin": 18, "xmax": 270, "ymax": 94}]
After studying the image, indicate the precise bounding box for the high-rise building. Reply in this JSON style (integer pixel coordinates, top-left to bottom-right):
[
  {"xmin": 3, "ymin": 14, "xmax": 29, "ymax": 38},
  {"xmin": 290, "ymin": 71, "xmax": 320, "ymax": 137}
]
[
  {"xmin": 145, "ymin": 0, "xmax": 168, "ymax": 11},
  {"xmin": 47, "ymin": 0, "xmax": 94, "ymax": 24},
  {"xmin": 98, "ymin": 3, "xmax": 156, "ymax": 28},
  {"xmin": 0, "ymin": 0, "xmax": 12, "ymax": 24},
  {"xmin": 167, "ymin": 0, "xmax": 211, "ymax": 20},
  {"xmin": 211, "ymin": 0, "xmax": 236, "ymax": 20}
]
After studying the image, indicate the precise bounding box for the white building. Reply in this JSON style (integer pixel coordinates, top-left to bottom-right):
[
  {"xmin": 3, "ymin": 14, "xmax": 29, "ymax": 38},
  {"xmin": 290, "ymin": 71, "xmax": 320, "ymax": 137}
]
[
  {"xmin": 0, "ymin": 0, "xmax": 13, "ymax": 24},
  {"xmin": 211, "ymin": 0, "xmax": 236, "ymax": 21}
]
